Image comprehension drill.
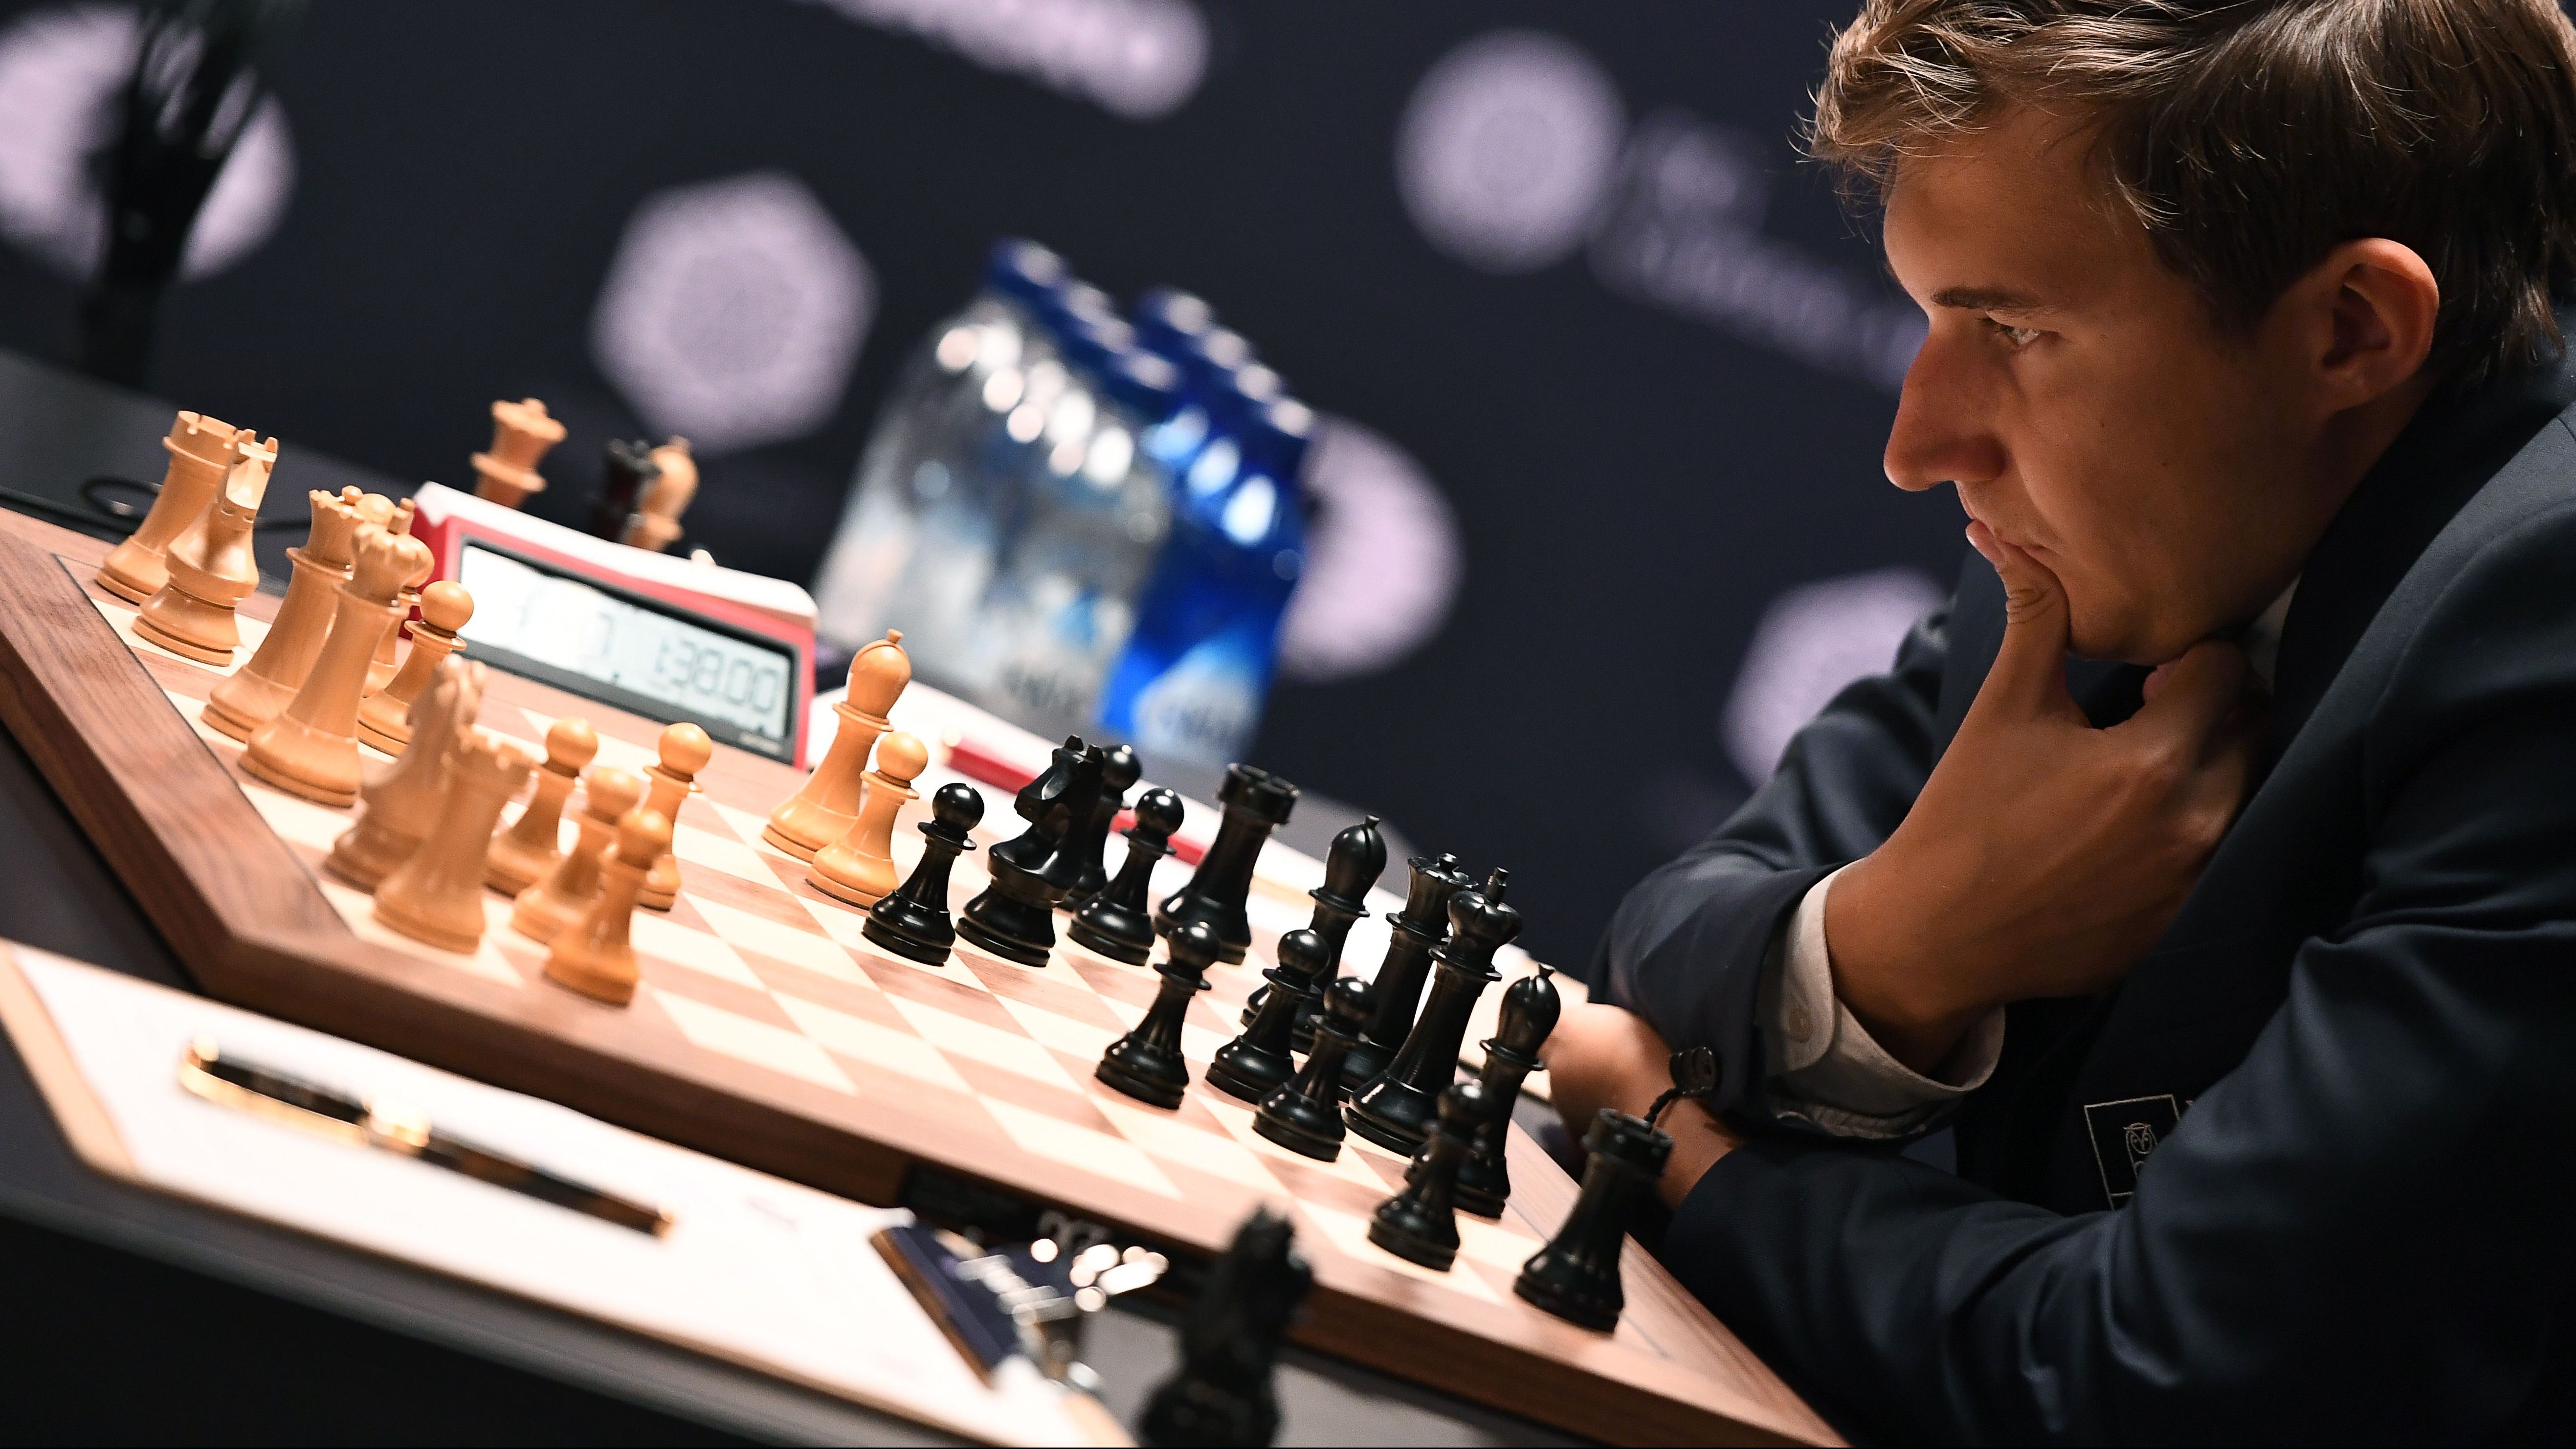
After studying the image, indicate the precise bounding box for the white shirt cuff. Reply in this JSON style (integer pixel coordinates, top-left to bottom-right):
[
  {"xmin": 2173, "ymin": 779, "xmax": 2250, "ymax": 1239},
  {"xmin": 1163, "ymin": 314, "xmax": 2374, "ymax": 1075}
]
[{"xmin": 1759, "ymin": 865, "xmax": 2004, "ymax": 1138}]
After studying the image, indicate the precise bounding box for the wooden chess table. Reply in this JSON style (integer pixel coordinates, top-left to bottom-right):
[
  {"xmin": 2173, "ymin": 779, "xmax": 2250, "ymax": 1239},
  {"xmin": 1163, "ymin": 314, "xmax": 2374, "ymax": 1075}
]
[{"xmin": 0, "ymin": 505, "xmax": 1835, "ymax": 1446}]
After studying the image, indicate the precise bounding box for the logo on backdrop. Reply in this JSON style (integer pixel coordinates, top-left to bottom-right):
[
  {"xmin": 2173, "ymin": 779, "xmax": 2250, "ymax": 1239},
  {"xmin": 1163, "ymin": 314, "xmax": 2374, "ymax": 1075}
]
[
  {"xmin": 1721, "ymin": 566, "xmax": 1942, "ymax": 786},
  {"xmin": 1276, "ymin": 417, "xmax": 1462, "ymax": 684},
  {"xmin": 590, "ymin": 170, "xmax": 877, "ymax": 458},
  {"xmin": 1590, "ymin": 113, "xmax": 1927, "ymax": 392},
  {"xmin": 0, "ymin": 3, "xmax": 295, "ymax": 282},
  {"xmin": 1395, "ymin": 29, "xmax": 1626, "ymax": 276},
  {"xmin": 1395, "ymin": 29, "xmax": 1925, "ymax": 392},
  {"xmin": 800, "ymin": 0, "xmax": 1208, "ymax": 121}
]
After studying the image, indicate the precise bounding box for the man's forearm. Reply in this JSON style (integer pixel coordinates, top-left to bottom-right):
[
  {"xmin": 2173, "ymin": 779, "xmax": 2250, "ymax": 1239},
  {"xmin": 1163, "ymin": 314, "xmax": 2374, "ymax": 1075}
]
[{"xmin": 1820, "ymin": 848, "xmax": 1999, "ymax": 1074}]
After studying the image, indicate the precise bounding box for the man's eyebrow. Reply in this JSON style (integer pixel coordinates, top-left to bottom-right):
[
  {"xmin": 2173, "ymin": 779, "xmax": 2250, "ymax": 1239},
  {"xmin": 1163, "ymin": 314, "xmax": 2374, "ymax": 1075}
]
[{"xmin": 1930, "ymin": 285, "xmax": 2052, "ymax": 312}]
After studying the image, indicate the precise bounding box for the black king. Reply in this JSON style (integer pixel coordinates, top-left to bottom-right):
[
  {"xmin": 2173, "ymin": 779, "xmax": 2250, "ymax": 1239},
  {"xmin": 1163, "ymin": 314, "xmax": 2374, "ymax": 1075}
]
[
  {"xmin": 1338, "ymin": 851, "xmax": 1475, "ymax": 1091},
  {"xmin": 1345, "ymin": 868, "xmax": 1520, "ymax": 1155}
]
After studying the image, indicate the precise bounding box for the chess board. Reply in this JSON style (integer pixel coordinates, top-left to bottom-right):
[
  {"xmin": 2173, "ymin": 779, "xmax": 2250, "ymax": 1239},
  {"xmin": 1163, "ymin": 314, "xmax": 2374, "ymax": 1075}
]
[{"xmin": 0, "ymin": 509, "xmax": 1835, "ymax": 1447}]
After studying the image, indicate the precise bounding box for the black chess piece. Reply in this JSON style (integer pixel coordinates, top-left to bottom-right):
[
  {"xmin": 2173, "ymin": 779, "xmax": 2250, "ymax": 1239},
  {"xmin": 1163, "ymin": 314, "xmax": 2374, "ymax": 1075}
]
[
  {"xmin": 859, "ymin": 782, "xmax": 983, "ymax": 965},
  {"xmin": 1098, "ymin": 918, "xmax": 1221, "ymax": 1108},
  {"xmin": 1455, "ymin": 965, "xmax": 1562, "ymax": 1218},
  {"xmin": 1059, "ymin": 743, "xmax": 1140, "ymax": 912},
  {"xmin": 957, "ymin": 737, "xmax": 1107, "ymax": 966},
  {"xmin": 1137, "ymin": 1205, "xmax": 1311, "ymax": 1449},
  {"xmin": 1254, "ymin": 977, "xmax": 1371, "ymax": 1161},
  {"xmin": 1067, "ymin": 787, "xmax": 1182, "ymax": 965},
  {"xmin": 1346, "ymin": 869, "xmax": 1521, "ymax": 1154},
  {"xmin": 1513, "ymin": 1109, "xmax": 1672, "ymax": 1332},
  {"xmin": 1338, "ymin": 852, "xmax": 1474, "ymax": 1091},
  {"xmin": 1366, "ymin": 1079, "xmax": 1489, "ymax": 1272},
  {"xmin": 589, "ymin": 438, "xmax": 660, "ymax": 541},
  {"xmin": 1207, "ymin": 928, "xmax": 1329, "ymax": 1103},
  {"xmin": 1156, "ymin": 764, "xmax": 1297, "ymax": 964},
  {"xmin": 1239, "ymin": 816, "xmax": 1386, "ymax": 1046}
]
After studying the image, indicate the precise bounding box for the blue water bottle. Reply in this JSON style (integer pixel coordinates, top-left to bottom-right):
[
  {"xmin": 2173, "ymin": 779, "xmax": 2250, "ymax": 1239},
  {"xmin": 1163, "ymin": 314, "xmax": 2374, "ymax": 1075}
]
[{"xmin": 1096, "ymin": 390, "xmax": 1310, "ymax": 762}]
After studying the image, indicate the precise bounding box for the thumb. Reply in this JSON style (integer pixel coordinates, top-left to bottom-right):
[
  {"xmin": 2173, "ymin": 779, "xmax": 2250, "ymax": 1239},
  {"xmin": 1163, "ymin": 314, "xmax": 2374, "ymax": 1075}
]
[
  {"xmin": 2126, "ymin": 637, "xmax": 2254, "ymax": 747},
  {"xmin": 1965, "ymin": 520, "xmax": 2082, "ymax": 719}
]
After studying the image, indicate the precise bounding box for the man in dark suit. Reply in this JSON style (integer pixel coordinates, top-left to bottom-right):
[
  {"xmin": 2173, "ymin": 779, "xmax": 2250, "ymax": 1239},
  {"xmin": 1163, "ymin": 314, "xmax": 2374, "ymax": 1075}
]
[{"xmin": 1546, "ymin": 0, "xmax": 2576, "ymax": 1440}]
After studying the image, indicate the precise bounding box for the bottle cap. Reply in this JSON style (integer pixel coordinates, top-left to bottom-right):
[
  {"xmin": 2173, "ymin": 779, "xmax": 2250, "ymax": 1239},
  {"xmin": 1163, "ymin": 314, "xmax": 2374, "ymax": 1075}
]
[
  {"xmin": 1056, "ymin": 312, "xmax": 1138, "ymax": 379},
  {"xmin": 1048, "ymin": 281, "xmax": 1119, "ymax": 331},
  {"xmin": 983, "ymin": 239, "xmax": 1068, "ymax": 311},
  {"xmin": 1102, "ymin": 350, "xmax": 1181, "ymax": 420},
  {"xmin": 1239, "ymin": 397, "xmax": 1315, "ymax": 493},
  {"xmin": 1134, "ymin": 288, "xmax": 1216, "ymax": 358}
]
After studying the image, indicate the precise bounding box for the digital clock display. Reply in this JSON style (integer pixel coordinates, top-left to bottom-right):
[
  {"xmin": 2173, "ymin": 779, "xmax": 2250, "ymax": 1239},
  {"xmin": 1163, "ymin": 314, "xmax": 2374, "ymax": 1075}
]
[{"xmin": 455, "ymin": 542, "xmax": 798, "ymax": 760}]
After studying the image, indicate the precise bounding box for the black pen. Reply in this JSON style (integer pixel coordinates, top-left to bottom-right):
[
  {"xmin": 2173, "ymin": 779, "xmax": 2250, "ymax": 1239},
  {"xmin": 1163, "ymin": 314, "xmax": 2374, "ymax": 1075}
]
[{"xmin": 178, "ymin": 1036, "xmax": 673, "ymax": 1237}]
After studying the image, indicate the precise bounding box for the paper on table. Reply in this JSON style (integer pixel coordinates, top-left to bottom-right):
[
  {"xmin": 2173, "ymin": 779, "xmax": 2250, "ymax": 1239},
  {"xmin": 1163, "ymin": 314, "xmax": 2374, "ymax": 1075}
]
[{"xmin": 3, "ymin": 943, "xmax": 1094, "ymax": 1448}]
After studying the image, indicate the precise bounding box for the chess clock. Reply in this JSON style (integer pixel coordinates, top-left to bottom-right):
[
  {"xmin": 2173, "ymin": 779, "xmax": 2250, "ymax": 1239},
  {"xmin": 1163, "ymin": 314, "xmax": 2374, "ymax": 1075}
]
[{"xmin": 406, "ymin": 483, "xmax": 816, "ymax": 767}]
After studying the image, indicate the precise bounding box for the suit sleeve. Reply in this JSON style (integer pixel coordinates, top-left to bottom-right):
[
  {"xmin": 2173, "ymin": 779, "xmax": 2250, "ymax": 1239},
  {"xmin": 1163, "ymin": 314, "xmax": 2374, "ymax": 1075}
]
[
  {"xmin": 1593, "ymin": 589, "xmax": 1954, "ymax": 1121},
  {"xmin": 1657, "ymin": 508, "xmax": 2576, "ymax": 1444}
]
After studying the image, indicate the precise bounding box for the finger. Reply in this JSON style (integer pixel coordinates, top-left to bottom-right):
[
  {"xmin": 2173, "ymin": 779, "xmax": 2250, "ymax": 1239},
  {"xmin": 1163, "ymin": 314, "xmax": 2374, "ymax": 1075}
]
[
  {"xmin": 1964, "ymin": 520, "xmax": 2084, "ymax": 720},
  {"xmin": 2123, "ymin": 638, "xmax": 2252, "ymax": 744},
  {"xmin": 2176, "ymin": 699, "xmax": 2264, "ymax": 839}
]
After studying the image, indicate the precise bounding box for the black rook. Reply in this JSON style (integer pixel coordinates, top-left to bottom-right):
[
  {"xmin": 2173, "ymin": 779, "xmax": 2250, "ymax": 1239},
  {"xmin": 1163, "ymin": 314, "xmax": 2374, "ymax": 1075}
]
[
  {"xmin": 1514, "ymin": 1109, "xmax": 1672, "ymax": 1332},
  {"xmin": 1155, "ymin": 764, "xmax": 1296, "ymax": 964}
]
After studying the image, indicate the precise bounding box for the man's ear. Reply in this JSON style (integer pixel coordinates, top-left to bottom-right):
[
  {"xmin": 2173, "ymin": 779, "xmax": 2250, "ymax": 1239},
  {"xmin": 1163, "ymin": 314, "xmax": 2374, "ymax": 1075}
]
[{"xmin": 2293, "ymin": 238, "xmax": 2440, "ymax": 408}]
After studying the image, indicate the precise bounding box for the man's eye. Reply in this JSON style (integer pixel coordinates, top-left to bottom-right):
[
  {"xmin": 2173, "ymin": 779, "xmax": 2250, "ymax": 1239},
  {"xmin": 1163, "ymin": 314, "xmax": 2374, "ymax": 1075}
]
[{"xmin": 1988, "ymin": 318, "xmax": 2043, "ymax": 348}]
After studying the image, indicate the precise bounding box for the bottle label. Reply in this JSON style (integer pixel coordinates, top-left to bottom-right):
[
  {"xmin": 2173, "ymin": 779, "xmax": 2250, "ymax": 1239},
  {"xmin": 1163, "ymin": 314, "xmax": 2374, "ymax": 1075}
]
[{"xmin": 1126, "ymin": 633, "xmax": 1264, "ymax": 762}]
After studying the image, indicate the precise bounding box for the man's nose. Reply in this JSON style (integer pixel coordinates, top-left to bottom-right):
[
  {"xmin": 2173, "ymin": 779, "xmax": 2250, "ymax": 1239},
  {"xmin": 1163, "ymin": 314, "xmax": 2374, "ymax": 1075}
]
[{"xmin": 1884, "ymin": 332, "xmax": 2005, "ymax": 493}]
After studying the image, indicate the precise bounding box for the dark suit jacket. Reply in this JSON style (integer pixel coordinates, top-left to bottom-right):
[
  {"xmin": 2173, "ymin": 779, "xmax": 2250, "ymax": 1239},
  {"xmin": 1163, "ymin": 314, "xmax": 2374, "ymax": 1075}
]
[{"xmin": 1596, "ymin": 347, "xmax": 2576, "ymax": 1443}]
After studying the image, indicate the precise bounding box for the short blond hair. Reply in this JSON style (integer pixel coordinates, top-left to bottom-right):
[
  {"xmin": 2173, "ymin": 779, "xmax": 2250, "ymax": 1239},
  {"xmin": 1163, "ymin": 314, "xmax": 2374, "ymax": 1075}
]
[{"xmin": 1810, "ymin": 0, "xmax": 2576, "ymax": 382}]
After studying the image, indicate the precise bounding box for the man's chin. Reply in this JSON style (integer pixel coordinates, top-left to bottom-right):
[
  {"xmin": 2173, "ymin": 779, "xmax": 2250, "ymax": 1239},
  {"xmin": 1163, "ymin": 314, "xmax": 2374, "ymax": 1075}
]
[
  {"xmin": 2071, "ymin": 627, "xmax": 2200, "ymax": 668},
  {"xmin": 2064, "ymin": 602, "xmax": 2176, "ymax": 668}
]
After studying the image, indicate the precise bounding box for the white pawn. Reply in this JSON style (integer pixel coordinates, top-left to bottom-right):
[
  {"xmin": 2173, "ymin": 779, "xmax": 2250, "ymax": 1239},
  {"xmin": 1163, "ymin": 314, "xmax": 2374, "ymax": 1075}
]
[
  {"xmin": 486, "ymin": 717, "xmax": 600, "ymax": 895},
  {"xmin": 512, "ymin": 766, "xmax": 646, "ymax": 944},
  {"xmin": 638, "ymin": 723, "xmax": 712, "ymax": 911}
]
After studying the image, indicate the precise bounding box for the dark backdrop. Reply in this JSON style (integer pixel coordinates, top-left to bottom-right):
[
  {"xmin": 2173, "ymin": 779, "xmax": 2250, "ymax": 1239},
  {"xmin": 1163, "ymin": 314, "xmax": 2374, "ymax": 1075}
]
[{"xmin": 0, "ymin": 0, "xmax": 1962, "ymax": 969}]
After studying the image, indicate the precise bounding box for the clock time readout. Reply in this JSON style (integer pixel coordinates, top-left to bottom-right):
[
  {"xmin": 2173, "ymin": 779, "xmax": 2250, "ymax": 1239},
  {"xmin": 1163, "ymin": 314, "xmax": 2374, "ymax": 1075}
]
[{"xmin": 456, "ymin": 545, "xmax": 791, "ymax": 744}]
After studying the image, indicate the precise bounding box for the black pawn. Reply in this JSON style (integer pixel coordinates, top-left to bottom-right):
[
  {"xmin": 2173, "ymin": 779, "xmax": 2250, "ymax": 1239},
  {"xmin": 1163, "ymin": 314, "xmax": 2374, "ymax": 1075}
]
[
  {"xmin": 956, "ymin": 736, "xmax": 1106, "ymax": 966},
  {"xmin": 1137, "ymin": 1206, "xmax": 1310, "ymax": 1449},
  {"xmin": 1513, "ymin": 1109, "xmax": 1673, "ymax": 1333},
  {"xmin": 1340, "ymin": 852, "xmax": 1475, "ymax": 1091},
  {"xmin": 1098, "ymin": 918, "xmax": 1221, "ymax": 1109},
  {"xmin": 1059, "ymin": 743, "xmax": 1140, "ymax": 912},
  {"xmin": 1208, "ymin": 928, "xmax": 1329, "ymax": 1103},
  {"xmin": 1240, "ymin": 815, "xmax": 1386, "ymax": 1043},
  {"xmin": 1455, "ymin": 965, "xmax": 1562, "ymax": 1218},
  {"xmin": 590, "ymin": 438, "xmax": 660, "ymax": 540},
  {"xmin": 1346, "ymin": 869, "xmax": 1521, "ymax": 1155},
  {"xmin": 1366, "ymin": 1079, "xmax": 1489, "ymax": 1272},
  {"xmin": 1254, "ymin": 977, "xmax": 1371, "ymax": 1161},
  {"xmin": 1067, "ymin": 787, "xmax": 1182, "ymax": 965},
  {"xmin": 1156, "ymin": 764, "xmax": 1297, "ymax": 964},
  {"xmin": 861, "ymin": 782, "xmax": 983, "ymax": 965}
]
